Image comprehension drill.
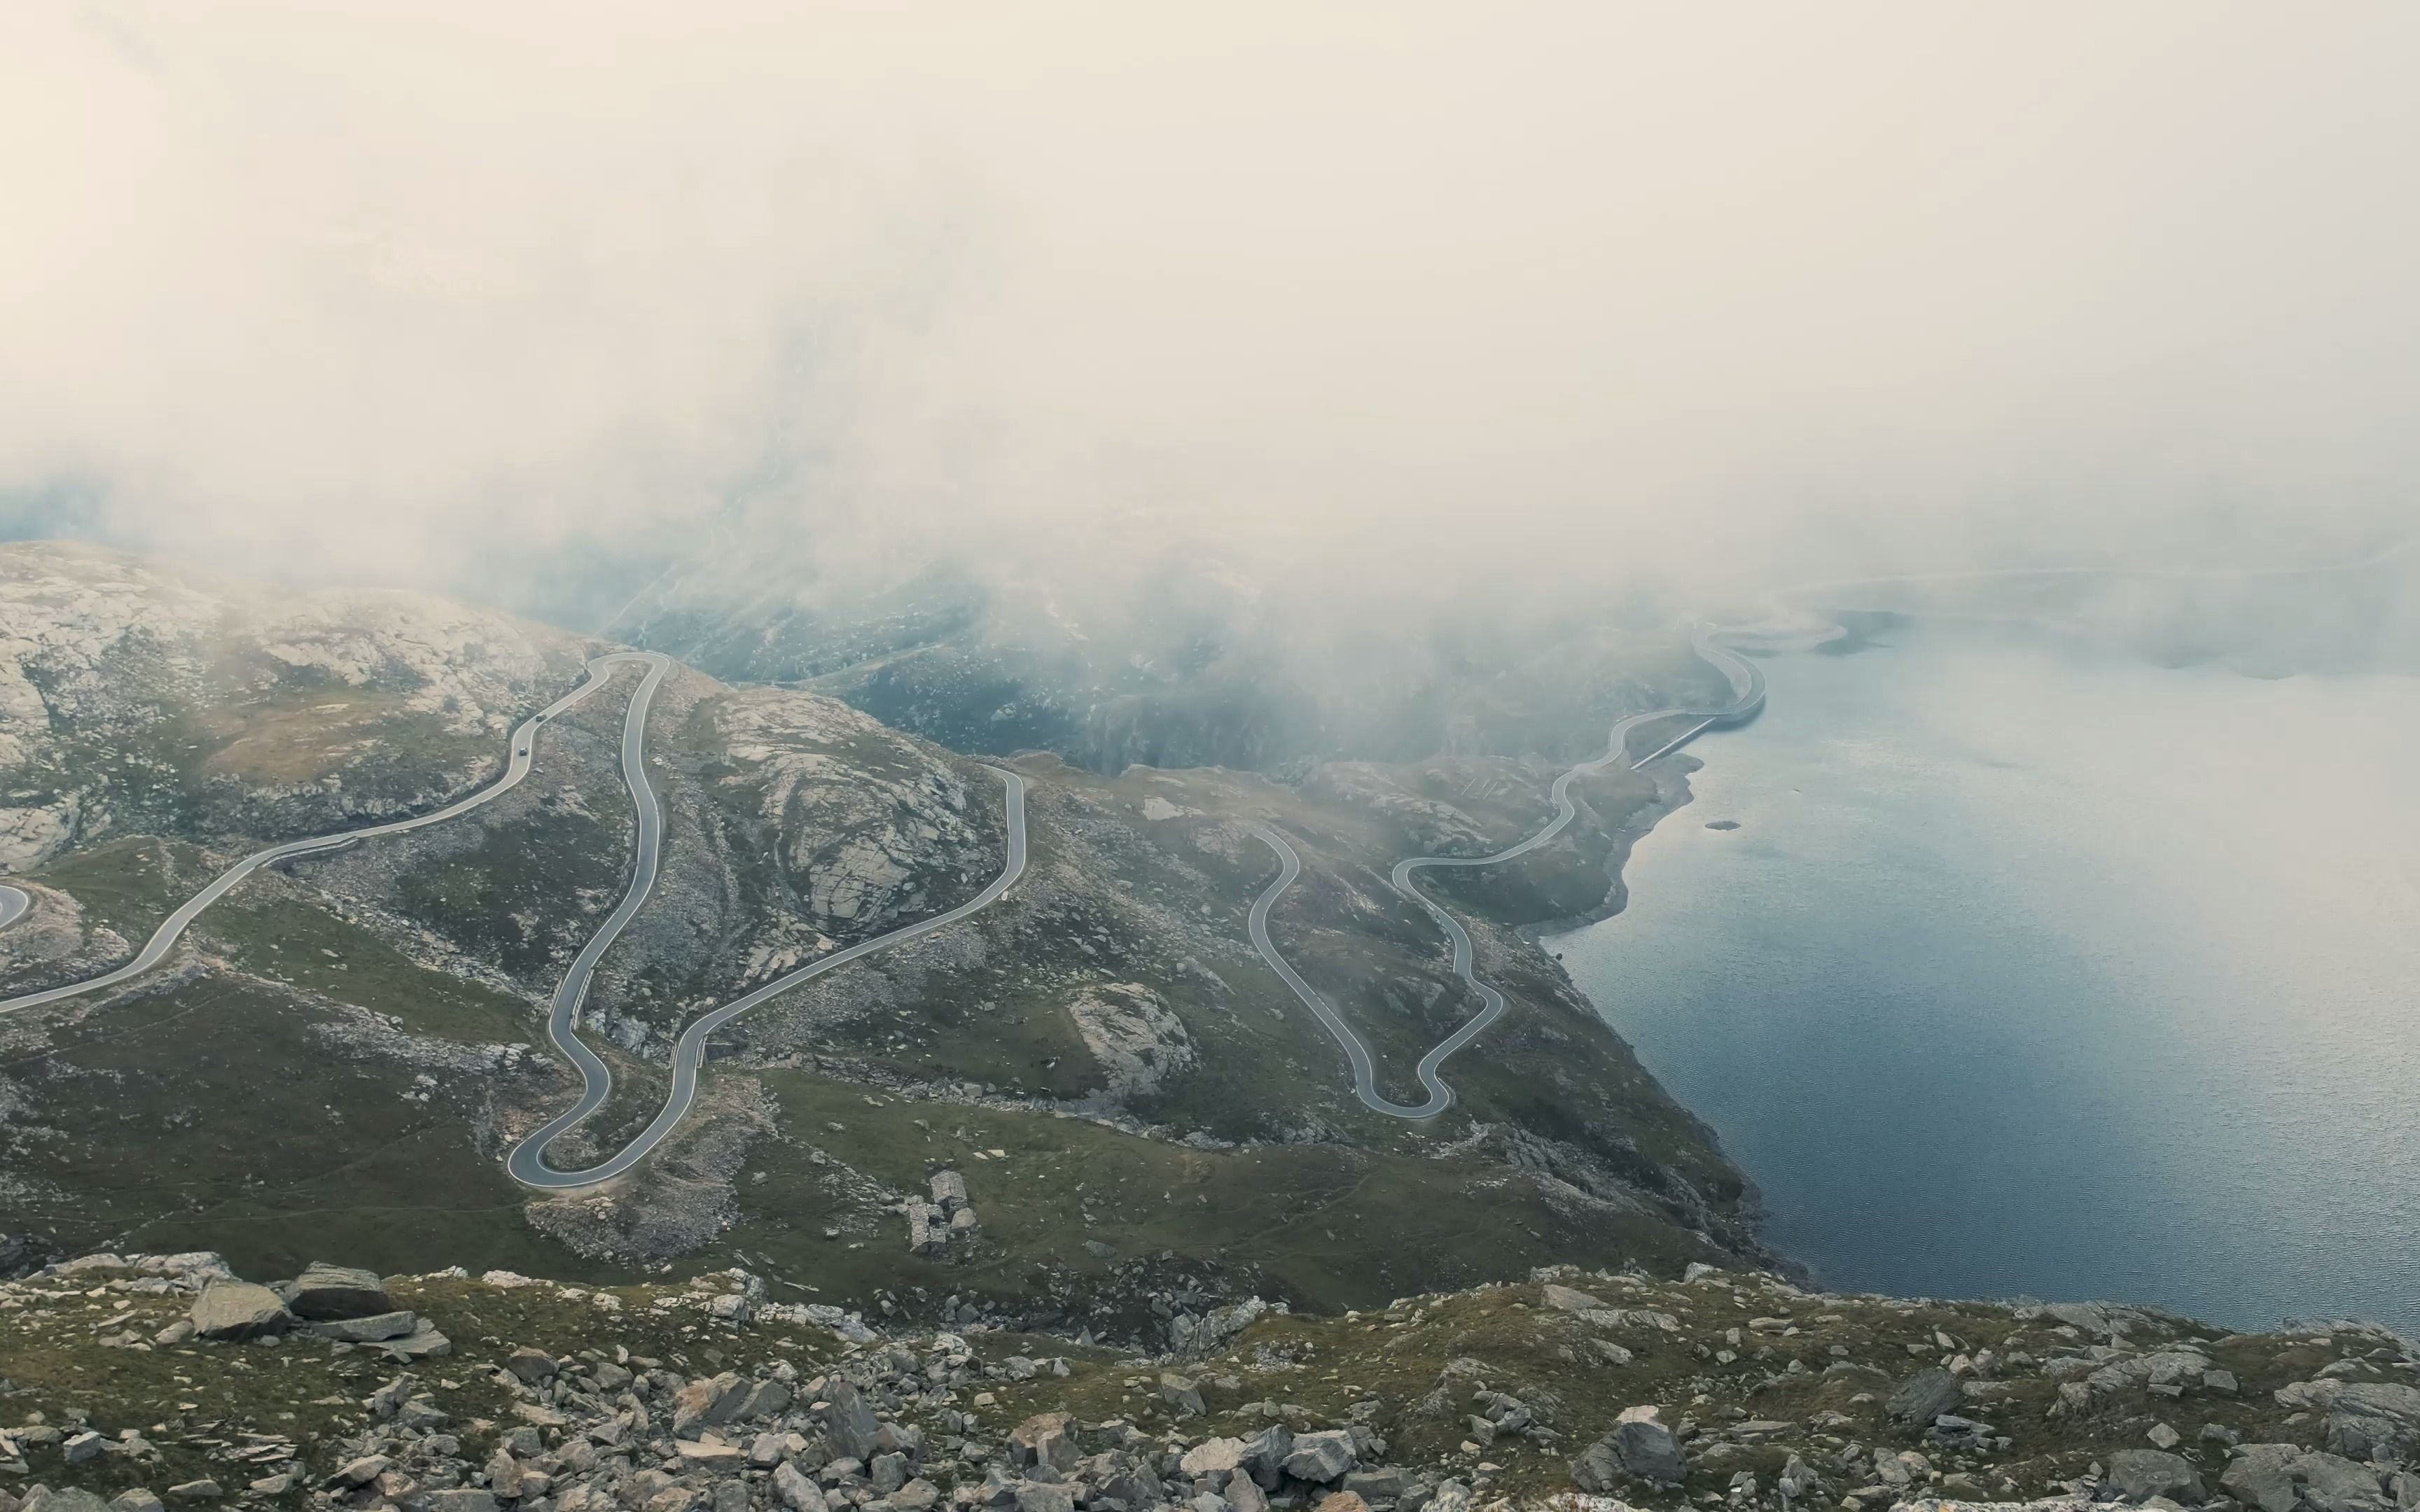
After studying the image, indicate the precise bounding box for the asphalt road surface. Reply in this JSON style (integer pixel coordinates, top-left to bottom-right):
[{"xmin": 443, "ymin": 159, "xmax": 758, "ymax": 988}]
[
  {"xmin": 1247, "ymin": 624, "xmax": 1764, "ymax": 1119},
  {"xmin": 0, "ymin": 886, "xmax": 28, "ymax": 930}
]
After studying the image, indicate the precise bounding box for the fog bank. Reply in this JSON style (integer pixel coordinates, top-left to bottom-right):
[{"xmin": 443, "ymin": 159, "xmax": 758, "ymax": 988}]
[{"xmin": 4, "ymin": 3, "xmax": 2416, "ymax": 610}]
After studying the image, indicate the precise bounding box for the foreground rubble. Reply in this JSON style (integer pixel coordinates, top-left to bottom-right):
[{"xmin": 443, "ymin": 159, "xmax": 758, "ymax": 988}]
[{"xmin": 3, "ymin": 1256, "xmax": 2414, "ymax": 1512}]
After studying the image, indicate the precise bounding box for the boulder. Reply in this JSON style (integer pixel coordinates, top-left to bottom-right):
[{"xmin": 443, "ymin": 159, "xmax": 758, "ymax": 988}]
[
  {"xmin": 1886, "ymin": 1368, "xmax": 1963, "ymax": 1427},
  {"xmin": 326, "ymin": 1456, "xmax": 390, "ymax": 1489},
  {"xmin": 1611, "ymin": 1420, "xmax": 1688, "ymax": 1488},
  {"xmin": 673, "ymin": 1442, "xmax": 744, "ymax": 1471},
  {"xmin": 826, "ymin": 1382, "xmax": 886, "ymax": 1463},
  {"xmin": 25, "ymin": 1493, "xmax": 110, "ymax": 1512},
  {"xmin": 739, "ymin": 1380, "xmax": 792, "ymax": 1421},
  {"xmin": 1239, "ymin": 1426, "xmax": 1295, "ymax": 1490},
  {"xmin": 382, "ymin": 1323, "xmax": 452, "ymax": 1359},
  {"xmin": 870, "ymin": 1452, "xmax": 908, "ymax": 1494},
  {"xmin": 283, "ymin": 1263, "xmax": 394, "ymax": 1321},
  {"xmin": 1006, "ymin": 1413, "xmax": 1076, "ymax": 1474},
  {"xmin": 1160, "ymin": 1372, "xmax": 1206, "ymax": 1418},
  {"xmin": 314, "ymin": 1312, "xmax": 417, "ymax": 1343},
  {"xmin": 422, "ymin": 1494, "xmax": 499, "ymax": 1512},
  {"xmin": 1010, "ymin": 1485, "xmax": 1073, "ymax": 1512},
  {"xmin": 1283, "ymin": 1431, "xmax": 1358, "ymax": 1485},
  {"xmin": 1315, "ymin": 1497, "xmax": 1370, "ymax": 1512},
  {"xmin": 2328, "ymin": 1383, "xmax": 2420, "ymax": 1462},
  {"xmin": 2105, "ymin": 1449, "xmax": 2204, "ymax": 1505},
  {"xmin": 1779, "ymin": 1456, "xmax": 1819, "ymax": 1500},
  {"xmin": 1181, "ymin": 1439, "xmax": 1250, "ymax": 1479},
  {"xmin": 506, "ymin": 1348, "xmax": 557, "ymax": 1384},
  {"xmin": 111, "ymin": 1493, "xmax": 165, "ymax": 1512},
  {"xmin": 1570, "ymin": 1438, "xmax": 1624, "ymax": 1494},
  {"xmin": 1542, "ymin": 1284, "xmax": 1608, "ymax": 1312},
  {"xmin": 1342, "ymin": 1469, "xmax": 1407, "ymax": 1503},
  {"xmin": 189, "ymin": 1282, "xmax": 292, "ymax": 1341},
  {"xmin": 674, "ymin": 1373, "xmax": 750, "ymax": 1435},
  {"xmin": 773, "ymin": 1463, "xmax": 826, "ymax": 1512},
  {"xmin": 2288, "ymin": 1452, "xmax": 2392, "ymax": 1512}
]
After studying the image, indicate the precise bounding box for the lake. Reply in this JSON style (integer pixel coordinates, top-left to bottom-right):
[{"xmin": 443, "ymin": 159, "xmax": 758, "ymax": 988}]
[{"xmin": 1550, "ymin": 618, "xmax": 2420, "ymax": 1330}]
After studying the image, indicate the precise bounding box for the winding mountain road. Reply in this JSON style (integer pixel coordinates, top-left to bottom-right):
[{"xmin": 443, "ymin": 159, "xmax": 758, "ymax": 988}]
[
  {"xmin": 0, "ymin": 648, "xmax": 1029, "ymax": 1194},
  {"xmin": 0, "ymin": 652, "xmax": 663, "ymax": 1020},
  {"xmin": 506, "ymin": 736, "xmax": 1026, "ymax": 1189},
  {"xmin": 1247, "ymin": 624, "xmax": 1764, "ymax": 1119}
]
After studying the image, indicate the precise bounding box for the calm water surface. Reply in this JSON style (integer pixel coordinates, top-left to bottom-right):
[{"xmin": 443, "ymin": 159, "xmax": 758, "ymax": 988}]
[{"xmin": 1551, "ymin": 622, "xmax": 2420, "ymax": 1329}]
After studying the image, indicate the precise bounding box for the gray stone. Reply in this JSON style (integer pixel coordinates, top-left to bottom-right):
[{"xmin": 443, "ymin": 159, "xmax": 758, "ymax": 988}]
[
  {"xmin": 60, "ymin": 1434, "xmax": 104, "ymax": 1465},
  {"xmin": 1181, "ymin": 1440, "xmax": 1249, "ymax": 1479},
  {"xmin": 1226, "ymin": 1476, "xmax": 1272, "ymax": 1512},
  {"xmin": 109, "ymin": 1493, "xmax": 164, "ymax": 1512},
  {"xmin": 888, "ymin": 1480, "xmax": 940, "ymax": 1512},
  {"xmin": 1011, "ymin": 1485, "xmax": 1073, "ymax": 1512},
  {"xmin": 742, "ymin": 1380, "xmax": 792, "ymax": 1421},
  {"xmin": 1239, "ymin": 1427, "xmax": 1295, "ymax": 1490},
  {"xmin": 2328, "ymin": 1384, "xmax": 2420, "ymax": 1462},
  {"xmin": 2204, "ymin": 1370, "xmax": 2240, "ymax": 1395},
  {"xmin": 674, "ymin": 1373, "xmax": 751, "ymax": 1435},
  {"xmin": 1611, "ymin": 1420, "xmax": 1688, "ymax": 1488},
  {"xmin": 673, "ymin": 1441, "xmax": 745, "ymax": 1471},
  {"xmin": 26, "ymin": 1493, "xmax": 110, "ymax": 1512},
  {"xmin": 327, "ymin": 1455, "xmax": 390, "ymax": 1489},
  {"xmin": 2296, "ymin": 1452, "xmax": 2391, "ymax": 1512},
  {"xmin": 381, "ymin": 1323, "xmax": 452, "ymax": 1359},
  {"xmin": 284, "ymin": 1262, "xmax": 394, "ymax": 1321},
  {"xmin": 825, "ymin": 1382, "xmax": 885, "ymax": 1463},
  {"xmin": 1006, "ymin": 1413, "xmax": 1076, "ymax": 1474},
  {"xmin": 2105, "ymin": 1449, "xmax": 2204, "ymax": 1505},
  {"xmin": 774, "ymin": 1464, "xmax": 828, "ymax": 1512},
  {"xmin": 1779, "ymin": 1456, "xmax": 1819, "ymax": 1501},
  {"xmin": 1569, "ymin": 1437, "xmax": 1624, "ymax": 1495},
  {"xmin": 422, "ymin": 1493, "xmax": 501, "ymax": 1512},
  {"xmin": 1886, "ymin": 1368, "xmax": 1963, "ymax": 1427},
  {"xmin": 1160, "ymin": 1373, "xmax": 1205, "ymax": 1418},
  {"xmin": 870, "ymin": 1453, "xmax": 908, "ymax": 1494},
  {"xmin": 1541, "ymin": 1284, "xmax": 1608, "ymax": 1313},
  {"xmin": 505, "ymin": 1348, "xmax": 557, "ymax": 1383},
  {"xmin": 162, "ymin": 1484, "xmax": 221, "ymax": 1505},
  {"xmin": 1282, "ymin": 1430, "xmax": 1358, "ymax": 1485},
  {"xmin": 1342, "ymin": 1469, "xmax": 1407, "ymax": 1503},
  {"xmin": 313, "ymin": 1311, "xmax": 418, "ymax": 1343},
  {"xmin": 189, "ymin": 1281, "xmax": 292, "ymax": 1340}
]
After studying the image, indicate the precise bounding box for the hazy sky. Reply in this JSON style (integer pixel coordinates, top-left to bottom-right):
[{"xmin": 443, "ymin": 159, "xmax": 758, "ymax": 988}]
[{"xmin": 5, "ymin": 3, "xmax": 2416, "ymax": 605}]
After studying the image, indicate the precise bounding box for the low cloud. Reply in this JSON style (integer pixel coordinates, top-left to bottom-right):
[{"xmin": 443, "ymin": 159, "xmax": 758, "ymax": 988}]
[{"xmin": 4, "ymin": 3, "xmax": 2416, "ymax": 612}]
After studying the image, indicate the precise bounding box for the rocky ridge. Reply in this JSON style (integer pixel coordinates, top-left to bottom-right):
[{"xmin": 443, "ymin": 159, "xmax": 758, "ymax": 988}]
[{"xmin": 4, "ymin": 1256, "xmax": 2416, "ymax": 1512}]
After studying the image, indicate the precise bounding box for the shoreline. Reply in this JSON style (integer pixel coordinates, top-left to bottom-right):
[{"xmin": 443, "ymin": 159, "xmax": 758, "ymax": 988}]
[{"xmin": 1503, "ymin": 743, "xmax": 1800, "ymax": 1273}]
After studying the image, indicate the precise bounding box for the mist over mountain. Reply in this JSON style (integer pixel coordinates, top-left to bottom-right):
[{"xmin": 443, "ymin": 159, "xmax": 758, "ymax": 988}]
[{"xmin": 7, "ymin": 4, "xmax": 2418, "ymax": 660}]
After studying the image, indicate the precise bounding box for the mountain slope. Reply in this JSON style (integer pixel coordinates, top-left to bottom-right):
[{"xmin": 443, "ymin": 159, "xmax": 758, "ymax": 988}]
[{"xmin": 0, "ymin": 543, "xmax": 1768, "ymax": 1334}]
